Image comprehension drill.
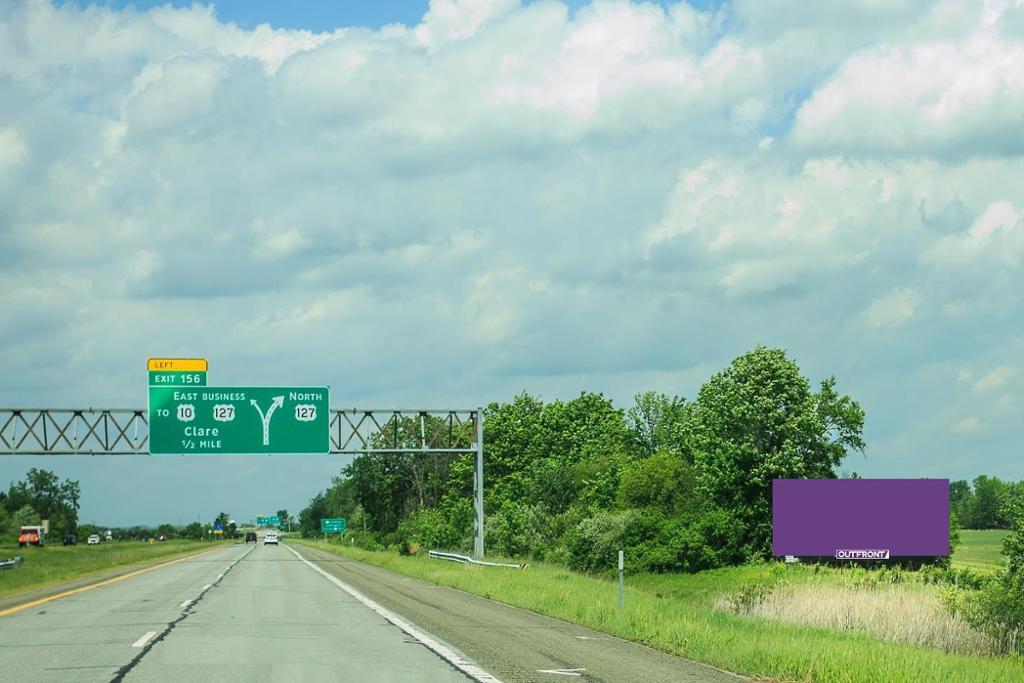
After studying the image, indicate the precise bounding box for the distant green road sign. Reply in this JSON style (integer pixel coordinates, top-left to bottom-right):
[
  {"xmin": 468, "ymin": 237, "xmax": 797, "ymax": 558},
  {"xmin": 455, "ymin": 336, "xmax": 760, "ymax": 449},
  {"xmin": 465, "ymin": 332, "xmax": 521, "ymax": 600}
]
[
  {"xmin": 148, "ymin": 386, "xmax": 330, "ymax": 454},
  {"xmin": 257, "ymin": 515, "xmax": 281, "ymax": 526},
  {"xmin": 321, "ymin": 518, "xmax": 346, "ymax": 533}
]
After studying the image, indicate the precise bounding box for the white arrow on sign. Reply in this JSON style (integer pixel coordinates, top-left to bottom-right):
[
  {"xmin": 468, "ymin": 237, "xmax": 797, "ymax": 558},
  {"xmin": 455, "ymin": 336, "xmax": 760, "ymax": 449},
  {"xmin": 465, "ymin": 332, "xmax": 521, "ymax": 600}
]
[{"xmin": 250, "ymin": 396, "xmax": 284, "ymax": 446}]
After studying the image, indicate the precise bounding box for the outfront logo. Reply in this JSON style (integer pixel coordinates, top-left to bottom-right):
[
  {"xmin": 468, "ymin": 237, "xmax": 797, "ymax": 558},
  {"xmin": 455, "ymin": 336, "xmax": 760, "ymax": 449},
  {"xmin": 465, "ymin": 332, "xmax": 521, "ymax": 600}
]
[{"xmin": 835, "ymin": 549, "xmax": 890, "ymax": 560}]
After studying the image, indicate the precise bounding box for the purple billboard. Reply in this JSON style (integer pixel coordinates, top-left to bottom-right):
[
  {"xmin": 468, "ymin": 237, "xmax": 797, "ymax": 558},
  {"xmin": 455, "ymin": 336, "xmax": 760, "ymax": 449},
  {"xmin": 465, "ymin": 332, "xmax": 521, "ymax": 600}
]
[{"xmin": 772, "ymin": 479, "xmax": 950, "ymax": 558}]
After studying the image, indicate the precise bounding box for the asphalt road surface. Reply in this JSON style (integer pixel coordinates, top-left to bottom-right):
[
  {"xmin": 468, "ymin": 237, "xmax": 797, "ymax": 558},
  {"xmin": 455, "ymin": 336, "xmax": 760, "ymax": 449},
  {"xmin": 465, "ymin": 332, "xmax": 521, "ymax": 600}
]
[{"xmin": 0, "ymin": 541, "xmax": 745, "ymax": 682}]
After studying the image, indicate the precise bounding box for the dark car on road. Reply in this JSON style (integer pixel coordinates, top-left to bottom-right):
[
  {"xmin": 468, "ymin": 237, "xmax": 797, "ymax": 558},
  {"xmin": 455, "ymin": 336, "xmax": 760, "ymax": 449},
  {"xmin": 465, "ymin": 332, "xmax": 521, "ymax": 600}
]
[
  {"xmin": 245, "ymin": 531, "xmax": 257, "ymax": 544},
  {"xmin": 63, "ymin": 534, "xmax": 77, "ymax": 546}
]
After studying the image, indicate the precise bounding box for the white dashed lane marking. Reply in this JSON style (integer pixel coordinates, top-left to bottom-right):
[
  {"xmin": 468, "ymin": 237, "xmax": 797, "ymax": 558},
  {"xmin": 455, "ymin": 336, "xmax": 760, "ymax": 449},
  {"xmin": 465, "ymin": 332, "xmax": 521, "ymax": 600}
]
[
  {"xmin": 536, "ymin": 669, "xmax": 586, "ymax": 677},
  {"xmin": 131, "ymin": 631, "xmax": 157, "ymax": 648}
]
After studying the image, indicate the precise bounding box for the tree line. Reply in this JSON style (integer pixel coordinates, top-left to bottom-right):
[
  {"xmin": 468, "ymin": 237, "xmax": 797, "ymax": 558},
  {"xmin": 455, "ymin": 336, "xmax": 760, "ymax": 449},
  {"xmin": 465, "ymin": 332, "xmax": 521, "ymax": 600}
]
[
  {"xmin": 0, "ymin": 468, "xmax": 80, "ymax": 539},
  {"xmin": 299, "ymin": 346, "xmax": 870, "ymax": 572},
  {"xmin": 0, "ymin": 468, "xmax": 247, "ymax": 543},
  {"xmin": 950, "ymin": 476, "xmax": 1024, "ymax": 530}
]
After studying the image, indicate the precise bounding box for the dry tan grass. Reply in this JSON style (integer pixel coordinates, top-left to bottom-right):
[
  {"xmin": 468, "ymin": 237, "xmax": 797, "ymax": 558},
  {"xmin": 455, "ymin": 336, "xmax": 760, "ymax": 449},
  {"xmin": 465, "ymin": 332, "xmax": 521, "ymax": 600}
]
[{"xmin": 716, "ymin": 582, "xmax": 1001, "ymax": 656}]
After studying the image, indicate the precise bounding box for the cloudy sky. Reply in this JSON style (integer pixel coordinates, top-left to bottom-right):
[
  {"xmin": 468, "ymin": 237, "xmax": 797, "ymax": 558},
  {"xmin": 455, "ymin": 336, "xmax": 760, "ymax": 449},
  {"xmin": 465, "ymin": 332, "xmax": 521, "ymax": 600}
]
[{"xmin": 1, "ymin": 0, "xmax": 1022, "ymax": 526}]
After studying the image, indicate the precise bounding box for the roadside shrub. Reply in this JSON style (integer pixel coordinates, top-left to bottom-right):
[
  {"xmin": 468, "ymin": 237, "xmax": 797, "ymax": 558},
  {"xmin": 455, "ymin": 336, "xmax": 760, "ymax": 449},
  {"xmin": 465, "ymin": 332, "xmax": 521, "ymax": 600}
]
[
  {"xmin": 398, "ymin": 505, "xmax": 468, "ymax": 552},
  {"xmin": 668, "ymin": 507, "xmax": 746, "ymax": 572},
  {"xmin": 617, "ymin": 449, "xmax": 697, "ymax": 515},
  {"xmin": 728, "ymin": 581, "xmax": 775, "ymax": 613},
  {"xmin": 343, "ymin": 529, "xmax": 383, "ymax": 551},
  {"xmin": 941, "ymin": 515, "xmax": 1024, "ymax": 654},
  {"xmin": 919, "ymin": 565, "xmax": 986, "ymax": 589},
  {"xmin": 566, "ymin": 509, "xmax": 659, "ymax": 573},
  {"xmin": 566, "ymin": 504, "xmax": 750, "ymax": 574},
  {"xmin": 565, "ymin": 507, "xmax": 745, "ymax": 574},
  {"xmin": 942, "ymin": 572, "xmax": 1024, "ymax": 654},
  {"xmin": 485, "ymin": 501, "xmax": 556, "ymax": 559}
]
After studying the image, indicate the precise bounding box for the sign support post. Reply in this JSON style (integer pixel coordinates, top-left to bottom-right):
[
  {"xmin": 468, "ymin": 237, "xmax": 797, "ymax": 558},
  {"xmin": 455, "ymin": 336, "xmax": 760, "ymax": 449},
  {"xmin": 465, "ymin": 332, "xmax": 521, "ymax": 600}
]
[
  {"xmin": 618, "ymin": 550, "xmax": 624, "ymax": 609},
  {"xmin": 474, "ymin": 407, "xmax": 484, "ymax": 559}
]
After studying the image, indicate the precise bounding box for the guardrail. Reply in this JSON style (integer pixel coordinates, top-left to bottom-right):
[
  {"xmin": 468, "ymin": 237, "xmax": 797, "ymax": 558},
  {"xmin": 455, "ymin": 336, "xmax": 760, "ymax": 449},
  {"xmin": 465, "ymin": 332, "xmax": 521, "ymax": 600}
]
[
  {"xmin": 0, "ymin": 556, "xmax": 24, "ymax": 571},
  {"xmin": 428, "ymin": 550, "xmax": 526, "ymax": 569}
]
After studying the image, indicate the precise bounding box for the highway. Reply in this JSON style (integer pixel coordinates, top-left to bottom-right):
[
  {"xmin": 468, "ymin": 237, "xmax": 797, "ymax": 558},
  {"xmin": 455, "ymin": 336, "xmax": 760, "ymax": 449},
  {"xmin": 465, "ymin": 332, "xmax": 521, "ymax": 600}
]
[{"xmin": 0, "ymin": 541, "xmax": 745, "ymax": 682}]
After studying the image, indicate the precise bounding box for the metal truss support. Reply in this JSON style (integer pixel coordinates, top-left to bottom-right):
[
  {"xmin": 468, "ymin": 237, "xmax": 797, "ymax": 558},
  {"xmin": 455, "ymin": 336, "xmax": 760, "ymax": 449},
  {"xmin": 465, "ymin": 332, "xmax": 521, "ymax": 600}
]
[
  {"xmin": 0, "ymin": 409, "xmax": 148, "ymax": 455},
  {"xmin": 0, "ymin": 406, "xmax": 487, "ymax": 558}
]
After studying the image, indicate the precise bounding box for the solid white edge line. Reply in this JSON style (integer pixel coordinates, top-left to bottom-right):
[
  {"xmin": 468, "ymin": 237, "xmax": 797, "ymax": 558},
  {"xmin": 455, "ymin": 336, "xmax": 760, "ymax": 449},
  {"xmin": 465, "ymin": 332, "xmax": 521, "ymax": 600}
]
[
  {"xmin": 178, "ymin": 599, "xmax": 193, "ymax": 608},
  {"xmin": 131, "ymin": 631, "xmax": 157, "ymax": 648},
  {"xmin": 536, "ymin": 669, "xmax": 585, "ymax": 676},
  {"xmin": 285, "ymin": 545, "xmax": 503, "ymax": 683},
  {"xmin": 201, "ymin": 584, "xmax": 211, "ymax": 591}
]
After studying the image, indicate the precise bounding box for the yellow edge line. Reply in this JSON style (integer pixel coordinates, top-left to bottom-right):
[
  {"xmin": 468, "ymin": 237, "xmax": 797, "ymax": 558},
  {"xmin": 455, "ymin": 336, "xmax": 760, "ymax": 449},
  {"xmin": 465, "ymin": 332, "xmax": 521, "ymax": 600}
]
[{"xmin": 0, "ymin": 547, "xmax": 223, "ymax": 618}]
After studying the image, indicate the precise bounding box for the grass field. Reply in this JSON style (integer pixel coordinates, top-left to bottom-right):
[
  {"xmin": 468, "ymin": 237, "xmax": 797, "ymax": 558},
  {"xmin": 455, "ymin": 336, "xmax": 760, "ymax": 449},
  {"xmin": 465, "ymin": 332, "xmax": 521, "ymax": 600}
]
[
  {"xmin": 952, "ymin": 529, "xmax": 1009, "ymax": 573},
  {"xmin": 294, "ymin": 540, "xmax": 1024, "ymax": 683},
  {"xmin": 0, "ymin": 540, "xmax": 227, "ymax": 598}
]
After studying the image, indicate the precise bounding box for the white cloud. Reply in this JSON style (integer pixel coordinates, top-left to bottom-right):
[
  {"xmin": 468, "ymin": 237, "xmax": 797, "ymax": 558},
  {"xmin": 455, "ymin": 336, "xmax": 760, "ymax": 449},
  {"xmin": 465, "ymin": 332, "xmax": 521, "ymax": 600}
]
[
  {"xmin": 791, "ymin": 6, "xmax": 1024, "ymax": 154},
  {"xmin": 923, "ymin": 200, "xmax": 1023, "ymax": 268},
  {"xmin": 969, "ymin": 201, "xmax": 1021, "ymax": 239},
  {"xmin": 251, "ymin": 227, "xmax": 312, "ymax": 262},
  {"xmin": 0, "ymin": 127, "xmax": 27, "ymax": 170},
  {"xmin": 864, "ymin": 289, "xmax": 918, "ymax": 329},
  {"xmin": 414, "ymin": 0, "xmax": 519, "ymax": 49},
  {"xmin": 973, "ymin": 365, "xmax": 1021, "ymax": 392},
  {"xmin": 952, "ymin": 416, "xmax": 987, "ymax": 433}
]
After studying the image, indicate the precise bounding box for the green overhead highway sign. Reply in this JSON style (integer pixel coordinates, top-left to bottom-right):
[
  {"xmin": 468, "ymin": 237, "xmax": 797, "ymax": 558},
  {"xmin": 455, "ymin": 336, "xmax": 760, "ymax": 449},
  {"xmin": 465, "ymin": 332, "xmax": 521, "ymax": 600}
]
[
  {"xmin": 257, "ymin": 515, "xmax": 281, "ymax": 526},
  {"xmin": 148, "ymin": 386, "xmax": 330, "ymax": 454},
  {"xmin": 321, "ymin": 518, "xmax": 346, "ymax": 533}
]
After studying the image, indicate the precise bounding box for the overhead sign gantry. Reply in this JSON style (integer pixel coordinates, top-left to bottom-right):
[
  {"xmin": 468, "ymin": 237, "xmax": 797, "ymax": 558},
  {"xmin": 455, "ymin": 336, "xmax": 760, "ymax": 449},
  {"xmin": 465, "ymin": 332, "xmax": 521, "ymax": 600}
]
[{"xmin": 0, "ymin": 357, "xmax": 487, "ymax": 558}]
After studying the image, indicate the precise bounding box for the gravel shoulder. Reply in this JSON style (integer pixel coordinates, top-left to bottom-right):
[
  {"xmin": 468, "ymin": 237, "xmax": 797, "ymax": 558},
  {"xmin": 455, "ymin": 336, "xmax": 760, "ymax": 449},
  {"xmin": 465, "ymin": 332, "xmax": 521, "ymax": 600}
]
[{"xmin": 293, "ymin": 543, "xmax": 747, "ymax": 683}]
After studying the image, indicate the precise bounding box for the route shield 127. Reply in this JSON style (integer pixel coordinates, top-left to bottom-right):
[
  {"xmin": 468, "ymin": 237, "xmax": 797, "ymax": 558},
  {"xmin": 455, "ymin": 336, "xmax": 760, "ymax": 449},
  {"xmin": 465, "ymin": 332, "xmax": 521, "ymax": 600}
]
[{"xmin": 148, "ymin": 386, "xmax": 330, "ymax": 454}]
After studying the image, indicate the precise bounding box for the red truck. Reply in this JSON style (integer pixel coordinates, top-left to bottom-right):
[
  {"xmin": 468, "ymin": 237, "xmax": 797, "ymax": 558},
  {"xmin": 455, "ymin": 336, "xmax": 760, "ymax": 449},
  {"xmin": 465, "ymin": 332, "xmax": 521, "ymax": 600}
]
[{"xmin": 18, "ymin": 526, "xmax": 45, "ymax": 547}]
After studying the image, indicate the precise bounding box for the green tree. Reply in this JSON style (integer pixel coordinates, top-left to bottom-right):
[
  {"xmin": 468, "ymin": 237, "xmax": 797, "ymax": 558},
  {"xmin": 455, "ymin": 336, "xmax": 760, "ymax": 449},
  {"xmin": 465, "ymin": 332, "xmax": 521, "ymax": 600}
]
[
  {"xmin": 946, "ymin": 514, "xmax": 1024, "ymax": 654},
  {"xmin": 299, "ymin": 492, "xmax": 328, "ymax": 537},
  {"xmin": 688, "ymin": 347, "xmax": 865, "ymax": 558},
  {"xmin": 967, "ymin": 475, "xmax": 1009, "ymax": 529},
  {"xmin": 11, "ymin": 505, "xmax": 40, "ymax": 532},
  {"xmin": 213, "ymin": 512, "xmax": 230, "ymax": 535},
  {"xmin": 484, "ymin": 392, "xmax": 631, "ymax": 516},
  {"xmin": 276, "ymin": 509, "xmax": 289, "ymax": 531},
  {"xmin": 6, "ymin": 468, "xmax": 81, "ymax": 536},
  {"xmin": 950, "ymin": 479, "xmax": 971, "ymax": 524},
  {"xmin": 298, "ymin": 475, "xmax": 360, "ymax": 537},
  {"xmin": 627, "ymin": 391, "xmax": 691, "ymax": 459},
  {"xmin": 182, "ymin": 522, "xmax": 205, "ymax": 539},
  {"xmin": 617, "ymin": 449, "xmax": 698, "ymax": 515}
]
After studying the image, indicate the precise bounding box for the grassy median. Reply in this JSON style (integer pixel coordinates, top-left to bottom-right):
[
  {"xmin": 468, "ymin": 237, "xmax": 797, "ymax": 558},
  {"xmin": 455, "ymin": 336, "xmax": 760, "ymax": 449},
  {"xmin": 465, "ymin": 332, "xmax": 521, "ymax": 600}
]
[
  {"xmin": 0, "ymin": 540, "xmax": 228, "ymax": 598},
  {"xmin": 294, "ymin": 539, "xmax": 1024, "ymax": 683}
]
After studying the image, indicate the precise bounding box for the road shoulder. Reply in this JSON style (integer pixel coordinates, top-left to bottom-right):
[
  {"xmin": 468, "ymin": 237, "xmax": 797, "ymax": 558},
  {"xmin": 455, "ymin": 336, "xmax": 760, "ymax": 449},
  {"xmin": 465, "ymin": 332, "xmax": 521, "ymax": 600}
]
[{"xmin": 291, "ymin": 543, "xmax": 746, "ymax": 683}]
